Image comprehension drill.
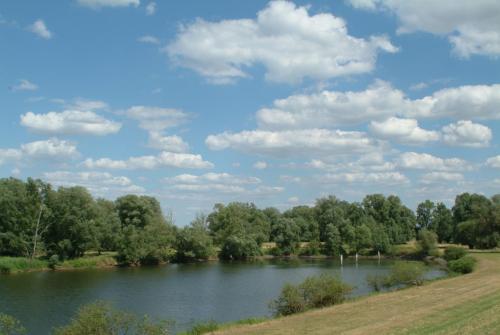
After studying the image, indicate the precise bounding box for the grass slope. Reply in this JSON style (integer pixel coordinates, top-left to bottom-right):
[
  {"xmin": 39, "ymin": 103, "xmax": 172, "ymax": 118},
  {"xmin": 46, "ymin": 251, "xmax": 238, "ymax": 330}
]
[{"xmin": 215, "ymin": 253, "xmax": 500, "ymax": 335}]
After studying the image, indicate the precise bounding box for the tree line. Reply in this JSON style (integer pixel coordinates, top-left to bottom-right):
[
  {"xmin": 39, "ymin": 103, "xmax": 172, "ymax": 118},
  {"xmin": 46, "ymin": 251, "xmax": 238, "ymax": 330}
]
[{"xmin": 0, "ymin": 177, "xmax": 498, "ymax": 264}]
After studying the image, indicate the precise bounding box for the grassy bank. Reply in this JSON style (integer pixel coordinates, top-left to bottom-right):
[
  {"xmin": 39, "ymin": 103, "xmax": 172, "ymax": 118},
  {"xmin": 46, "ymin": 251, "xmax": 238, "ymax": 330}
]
[
  {"xmin": 214, "ymin": 252, "xmax": 500, "ymax": 335},
  {"xmin": 0, "ymin": 253, "xmax": 117, "ymax": 274}
]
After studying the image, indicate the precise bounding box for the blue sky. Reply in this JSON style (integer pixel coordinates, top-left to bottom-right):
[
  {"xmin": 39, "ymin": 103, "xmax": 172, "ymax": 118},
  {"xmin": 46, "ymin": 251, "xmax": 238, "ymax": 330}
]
[{"xmin": 1, "ymin": 0, "xmax": 499, "ymax": 225}]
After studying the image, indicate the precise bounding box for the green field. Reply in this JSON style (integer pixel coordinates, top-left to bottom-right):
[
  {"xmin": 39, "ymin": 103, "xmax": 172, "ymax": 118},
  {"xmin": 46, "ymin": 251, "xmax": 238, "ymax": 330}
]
[{"xmin": 215, "ymin": 252, "xmax": 500, "ymax": 335}]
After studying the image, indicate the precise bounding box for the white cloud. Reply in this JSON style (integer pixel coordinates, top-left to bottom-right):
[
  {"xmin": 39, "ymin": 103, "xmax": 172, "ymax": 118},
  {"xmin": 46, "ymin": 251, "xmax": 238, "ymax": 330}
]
[
  {"xmin": 43, "ymin": 171, "xmax": 145, "ymax": 197},
  {"xmin": 348, "ymin": 0, "xmax": 500, "ymax": 57},
  {"xmin": 162, "ymin": 172, "xmax": 280, "ymax": 196},
  {"xmin": 256, "ymin": 82, "xmax": 500, "ymax": 129},
  {"xmin": 421, "ymin": 172, "xmax": 464, "ymax": 184},
  {"xmin": 288, "ymin": 196, "xmax": 299, "ymax": 204},
  {"xmin": 138, "ymin": 35, "xmax": 160, "ymax": 44},
  {"xmin": 10, "ymin": 79, "xmax": 38, "ymax": 91},
  {"xmin": 83, "ymin": 151, "xmax": 213, "ymax": 170},
  {"xmin": 28, "ymin": 19, "xmax": 52, "ymax": 39},
  {"xmin": 77, "ymin": 0, "xmax": 140, "ymax": 9},
  {"xmin": 257, "ymin": 80, "xmax": 406, "ymax": 129},
  {"xmin": 323, "ymin": 172, "xmax": 409, "ymax": 185},
  {"xmin": 20, "ymin": 110, "xmax": 121, "ymax": 136},
  {"xmin": 253, "ymin": 161, "xmax": 268, "ymax": 170},
  {"xmin": 442, "ymin": 120, "xmax": 492, "ymax": 147},
  {"xmin": 206, "ymin": 129, "xmax": 378, "ymax": 157},
  {"xmin": 126, "ymin": 106, "xmax": 189, "ymax": 132},
  {"xmin": 1, "ymin": 138, "xmax": 79, "ymax": 166},
  {"xmin": 148, "ymin": 131, "xmax": 189, "ymax": 153},
  {"xmin": 398, "ymin": 152, "xmax": 470, "ymax": 171},
  {"xmin": 0, "ymin": 149, "xmax": 23, "ymax": 165},
  {"xmin": 145, "ymin": 2, "xmax": 156, "ymax": 15},
  {"xmin": 20, "ymin": 138, "xmax": 79, "ymax": 160},
  {"xmin": 66, "ymin": 98, "xmax": 108, "ymax": 111},
  {"xmin": 409, "ymin": 82, "xmax": 428, "ymax": 91},
  {"xmin": 370, "ymin": 117, "xmax": 440, "ymax": 144},
  {"xmin": 486, "ymin": 155, "xmax": 500, "ymax": 168},
  {"xmin": 166, "ymin": 0, "xmax": 397, "ymax": 84}
]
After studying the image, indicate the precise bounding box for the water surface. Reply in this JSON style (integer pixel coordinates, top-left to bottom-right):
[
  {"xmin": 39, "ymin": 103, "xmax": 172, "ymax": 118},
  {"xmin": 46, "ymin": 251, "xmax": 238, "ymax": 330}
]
[{"xmin": 0, "ymin": 259, "xmax": 445, "ymax": 334}]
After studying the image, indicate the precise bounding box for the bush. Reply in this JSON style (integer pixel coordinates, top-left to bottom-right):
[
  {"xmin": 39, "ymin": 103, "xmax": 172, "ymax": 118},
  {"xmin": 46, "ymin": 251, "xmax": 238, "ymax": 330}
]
[
  {"xmin": 386, "ymin": 262, "xmax": 426, "ymax": 287},
  {"xmin": 418, "ymin": 229, "xmax": 438, "ymax": 256},
  {"xmin": 299, "ymin": 240, "xmax": 322, "ymax": 256},
  {"xmin": 448, "ymin": 256, "xmax": 476, "ymax": 274},
  {"xmin": 366, "ymin": 274, "xmax": 388, "ymax": 292},
  {"xmin": 270, "ymin": 274, "xmax": 352, "ymax": 316},
  {"xmin": 0, "ymin": 313, "xmax": 26, "ymax": 335},
  {"xmin": 181, "ymin": 321, "xmax": 219, "ymax": 335},
  {"xmin": 443, "ymin": 246, "xmax": 467, "ymax": 261},
  {"xmin": 48, "ymin": 255, "xmax": 60, "ymax": 270},
  {"xmin": 219, "ymin": 235, "xmax": 262, "ymax": 260},
  {"xmin": 53, "ymin": 301, "xmax": 169, "ymax": 335}
]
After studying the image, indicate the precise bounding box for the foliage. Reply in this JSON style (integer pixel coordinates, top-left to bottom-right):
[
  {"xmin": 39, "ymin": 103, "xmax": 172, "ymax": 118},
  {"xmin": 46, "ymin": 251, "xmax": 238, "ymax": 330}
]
[
  {"xmin": 270, "ymin": 274, "xmax": 352, "ymax": 316},
  {"xmin": 219, "ymin": 234, "xmax": 262, "ymax": 260},
  {"xmin": 53, "ymin": 302, "xmax": 168, "ymax": 335},
  {"xmin": 175, "ymin": 215, "xmax": 214, "ymax": 261},
  {"xmin": 0, "ymin": 257, "xmax": 47, "ymax": 274},
  {"xmin": 448, "ymin": 256, "xmax": 477, "ymax": 274},
  {"xmin": 385, "ymin": 262, "xmax": 426, "ymax": 287},
  {"xmin": 443, "ymin": 246, "xmax": 467, "ymax": 261},
  {"xmin": 0, "ymin": 313, "xmax": 26, "ymax": 335},
  {"xmin": 271, "ymin": 218, "xmax": 301, "ymax": 256},
  {"xmin": 299, "ymin": 240, "xmax": 322, "ymax": 256},
  {"xmin": 418, "ymin": 229, "xmax": 438, "ymax": 256},
  {"xmin": 417, "ymin": 200, "xmax": 435, "ymax": 231}
]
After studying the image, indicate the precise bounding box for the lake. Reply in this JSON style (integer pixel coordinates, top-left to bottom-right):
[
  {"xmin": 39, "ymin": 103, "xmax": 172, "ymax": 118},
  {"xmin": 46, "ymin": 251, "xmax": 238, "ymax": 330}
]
[{"xmin": 0, "ymin": 258, "xmax": 445, "ymax": 334}]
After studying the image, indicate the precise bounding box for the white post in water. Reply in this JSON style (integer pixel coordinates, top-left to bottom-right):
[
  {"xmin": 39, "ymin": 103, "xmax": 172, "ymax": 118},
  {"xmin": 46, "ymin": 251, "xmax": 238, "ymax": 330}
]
[
  {"xmin": 355, "ymin": 252, "xmax": 358, "ymax": 262},
  {"xmin": 340, "ymin": 253, "xmax": 343, "ymax": 266},
  {"xmin": 378, "ymin": 250, "xmax": 381, "ymax": 265}
]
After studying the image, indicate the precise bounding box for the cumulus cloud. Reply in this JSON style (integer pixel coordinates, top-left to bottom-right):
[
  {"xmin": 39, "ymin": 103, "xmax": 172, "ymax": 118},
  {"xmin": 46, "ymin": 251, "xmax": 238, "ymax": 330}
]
[
  {"xmin": 83, "ymin": 151, "xmax": 213, "ymax": 170},
  {"xmin": 398, "ymin": 152, "xmax": 470, "ymax": 171},
  {"xmin": 442, "ymin": 120, "xmax": 492, "ymax": 147},
  {"xmin": 256, "ymin": 81, "xmax": 500, "ymax": 129},
  {"xmin": 257, "ymin": 80, "xmax": 407, "ymax": 129},
  {"xmin": 253, "ymin": 161, "xmax": 268, "ymax": 170},
  {"xmin": 138, "ymin": 35, "xmax": 160, "ymax": 44},
  {"xmin": 20, "ymin": 110, "xmax": 121, "ymax": 136},
  {"xmin": 486, "ymin": 155, "xmax": 500, "ymax": 168},
  {"xmin": 10, "ymin": 79, "xmax": 38, "ymax": 91},
  {"xmin": 43, "ymin": 171, "xmax": 145, "ymax": 197},
  {"xmin": 162, "ymin": 172, "xmax": 284, "ymax": 196},
  {"xmin": 145, "ymin": 2, "xmax": 156, "ymax": 15},
  {"xmin": 28, "ymin": 19, "xmax": 52, "ymax": 39},
  {"xmin": 348, "ymin": 0, "xmax": 500, "ymax": 58},
  {"xmin": 0, "ymin": 138, "xmax": 79, "ymax": 166},
  {"xmin": 166, "ymin": 0, "xmax": 397, "ymax": 84},
  {"xmin": 126, "ymin": 106, "xmax": 189, "ymax": 132},
  {"xmin": 323, "ymin": 172, "xmax": 409, "ymax": 185},
  {"xmin": 206, "ymin": 129, "xmax": 378, "ymax": 157},
  {"xmin": 77, "ymin": 0, "xmax": 140, "ymax": 9},
  {"xmin": 370, "ymin": 117, "xmax": 440, "ymax": 144},
  {"xmin": 421, "ymin": 172, "xmax": 464, "ymax": 184},
  {"xmin": 148, "ymin": 131, "xmax": 189, "ymax": 153}
]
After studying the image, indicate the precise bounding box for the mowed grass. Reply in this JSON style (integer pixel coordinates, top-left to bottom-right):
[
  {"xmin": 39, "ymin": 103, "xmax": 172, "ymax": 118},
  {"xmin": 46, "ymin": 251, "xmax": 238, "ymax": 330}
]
[{"xmin": 215, "ymin": 252, "xmax": 500, "ymax": 335}]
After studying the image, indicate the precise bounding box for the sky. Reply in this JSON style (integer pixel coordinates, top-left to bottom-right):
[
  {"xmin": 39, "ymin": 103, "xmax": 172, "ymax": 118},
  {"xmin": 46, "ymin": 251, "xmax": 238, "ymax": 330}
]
[{"xmin": 1, "ymin": 0, "xmax": 499, "ymax": 225}]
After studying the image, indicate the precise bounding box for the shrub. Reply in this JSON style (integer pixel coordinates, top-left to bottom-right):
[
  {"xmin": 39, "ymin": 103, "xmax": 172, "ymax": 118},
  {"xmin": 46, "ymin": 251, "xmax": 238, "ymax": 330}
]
[
  {"xmin": 270, "ymin": 274, "xmax": 352, "ymax": 316},
  {"xmin": 366, "ymin": 274, "xmax": 388, "ymax": 292},
  {"xmin": 448, "ymin": 256, "xmax": 476, "ymax": 274},
  {"xmin": 418, "ymin": 229, "xmax": 438, "ymax": 256},
  {"xmin": 219, "ymin": 235, "xmax": 262, "ymax": 260},
  {"xmin": 181, "ymin": 321, "xmax": 219, "ymax": 335},
  {"xmin": 443, "ymin": 247, "xmax": 467, "ymax": 261},
  {"xmin": 53, "ymin": 301, "xmax": 169, "ymax": 335},
  {"xmin": 0, "ymin": 313, "xmax": 26, "ymax": 335},
  {"xmin": 299, "ymin": 240, "xmax": 322, "ymax": 256},
  {"xmin": 386, "ymin": 262, "xmax": 426, "ymax": 287},
  {"xmin": 48, "ymin": 255, "xmax": 60, "ymax": 270}
]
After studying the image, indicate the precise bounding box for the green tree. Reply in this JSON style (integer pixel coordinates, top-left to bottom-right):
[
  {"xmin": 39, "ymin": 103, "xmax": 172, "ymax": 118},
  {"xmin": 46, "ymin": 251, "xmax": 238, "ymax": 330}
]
[
  {"xmin": 272, "ymin": 218, "xmax": 301, "ymax": 256},
  {"xmin": 354, "ymin": 224, "xmax": 372, "ymax": 253},
  {"xmin": 416, "ymin": 200, "xmax": 435, "ymax": 231},
  {"xmin": 175, "ymin": 214, "xmax": 214, "ymax": 261},
  {"xmin": 323, "ymin": 223, "xmax": 341, "ymax": 256},
  {"xmin": 218, "ymin": 234, "xmax": 262, "ymax": 260},
  {"xmin": 432, "ymin": 202, "xmax": 453, "ymax": 243},
  {"xmin": 418, "ymin": 229, "xmax": 438, "ymax": 256}
]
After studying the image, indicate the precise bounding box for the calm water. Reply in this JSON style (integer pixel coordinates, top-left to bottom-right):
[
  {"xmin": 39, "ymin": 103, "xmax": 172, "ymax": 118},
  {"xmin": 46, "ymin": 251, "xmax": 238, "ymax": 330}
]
[{"xmin": 0, "ymin": 259, "xmax": 445, "ymax": 334}]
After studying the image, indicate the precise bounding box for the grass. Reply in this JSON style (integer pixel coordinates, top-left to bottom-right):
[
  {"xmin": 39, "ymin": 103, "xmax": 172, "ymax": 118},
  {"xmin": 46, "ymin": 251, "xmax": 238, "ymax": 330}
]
[
  {"xmin": 0, "ymin": 257, "xmax": 48, "ymax": 274},
  {"xmin": 0, "ymin": 252, "xmax": 118, "ymax": 274},
  {"xmin": 178, "ymin": 318, "xmax": 268, "ymax": 335},
  {"xmin": 214, "ymin": 252, "xmax": 500, "ymax": 335}
]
